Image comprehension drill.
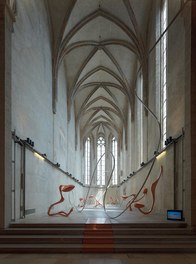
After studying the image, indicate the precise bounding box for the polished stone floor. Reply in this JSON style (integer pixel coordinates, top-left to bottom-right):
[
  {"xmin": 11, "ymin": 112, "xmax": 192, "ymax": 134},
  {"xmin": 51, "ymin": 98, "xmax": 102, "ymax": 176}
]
[
  {"xmin": 0, "ymin": 253, "xmax": 196, "ymax": 264},
  {"xmin": 14, "ymin": 207, "xmax": 172, "ymax": 224}
]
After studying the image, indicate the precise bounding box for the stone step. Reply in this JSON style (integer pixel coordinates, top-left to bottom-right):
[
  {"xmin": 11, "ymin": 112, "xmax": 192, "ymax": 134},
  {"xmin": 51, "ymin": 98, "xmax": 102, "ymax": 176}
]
[
  {"xmin": 0, "ymin": 234, "xmax": 196, "ymax": 243},
  {"xmin": 0, "ymin": 221, "xmax": 195, "ymax": 253},
  {"xmin": 0, "ymin": 242, "xmax": 196, "ymax": 253},
  {"xmin": 2, "ymin": 226, "xmax": 193, "ymax": 237},
  {"xmin": 9, "ymin": 222, "xmax": 188, "ymax": 229}
]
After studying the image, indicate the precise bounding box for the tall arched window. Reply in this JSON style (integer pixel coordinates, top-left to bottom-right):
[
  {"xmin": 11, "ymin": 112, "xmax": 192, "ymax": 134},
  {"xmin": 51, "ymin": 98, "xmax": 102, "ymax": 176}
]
[
  {"xmin": 137, "ymin": 73, "xmax": 143, "ymax": 163},
  {"xmin": 97, "ymin": 136, "xmax": 105, "ymax": 186},
  {"xmin": 84, "ymin": 137, "xmax": 91, "ymax": 185},
  {"xmin": 112, "ymin": 136, "xmax": 118, "ymax": 185},
  {"xmin": 161, "ymin": 0, "xmax": 168, "ymax": 148}
]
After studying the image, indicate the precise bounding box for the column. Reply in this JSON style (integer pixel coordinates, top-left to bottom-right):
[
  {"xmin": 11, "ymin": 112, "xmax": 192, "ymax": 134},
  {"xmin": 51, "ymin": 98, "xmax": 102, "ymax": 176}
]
[{"xmin": 0, "ymin": 1, "xmax": 14, "ymax": 229}]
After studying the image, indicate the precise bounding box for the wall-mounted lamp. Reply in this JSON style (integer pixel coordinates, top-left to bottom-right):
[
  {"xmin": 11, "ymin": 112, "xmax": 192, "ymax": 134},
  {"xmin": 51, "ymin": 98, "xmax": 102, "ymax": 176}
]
[
  {"xmin": 156, "ymin": 151, "xmax": 166, "ymax": 160},
  {"xmin": 34, "ymin": 152, "xmax": 45, "ymax": 161}
]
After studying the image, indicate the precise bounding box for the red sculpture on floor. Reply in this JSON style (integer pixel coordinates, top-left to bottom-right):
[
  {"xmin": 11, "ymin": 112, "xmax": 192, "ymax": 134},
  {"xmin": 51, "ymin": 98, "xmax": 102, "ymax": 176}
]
[
  {"xmin": 48, "ymin": 184, "xmax": 75, "ymax": 217},
  {"xmin": 121, "ymin": 166, "xmax": 163, "ymax": 214},
  {"xmin": 134, "ymin": 166, "xmax": 163, "ymax": 214}
]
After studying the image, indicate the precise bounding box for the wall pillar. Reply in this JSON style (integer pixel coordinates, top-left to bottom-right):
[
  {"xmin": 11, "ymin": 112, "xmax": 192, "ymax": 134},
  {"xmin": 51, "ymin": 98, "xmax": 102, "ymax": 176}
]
[
  {"xmin": 0, "ymin": 1, "xmax": 14, "ymax": 229},
  {"xmin": 0, "ymin": 2, "xmax": 6, "ymax": 229},
  {"xmin": 190, "ymin": 0, "xmax": 196, "ymax": 228}
]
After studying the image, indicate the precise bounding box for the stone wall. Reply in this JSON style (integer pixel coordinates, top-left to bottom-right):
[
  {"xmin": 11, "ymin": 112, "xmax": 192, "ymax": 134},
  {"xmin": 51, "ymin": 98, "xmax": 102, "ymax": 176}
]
[
  {"xmin": 121, "ymin": 0, "xmax": 190, "ymax": 218},
  {"xmin": 11, "ymin": 0, "xmax": 82, "ymax": 220}
]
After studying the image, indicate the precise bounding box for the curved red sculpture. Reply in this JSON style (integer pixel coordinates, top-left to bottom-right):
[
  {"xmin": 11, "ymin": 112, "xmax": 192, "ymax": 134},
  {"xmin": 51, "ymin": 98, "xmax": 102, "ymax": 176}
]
[
  {"xmin": 48, "ymin": 184, "xmax": 75, "ymax": 217},
  {"xmin": 120, "ymin": 166, "xmax": 163, "ymax": 214},
  {"xmin": 89, "ymin": 195, "xmax": 103, "ymax": 207},
  {"xmin": 134, "ymin": 165, "xmax": 163, "ymax": 214}
]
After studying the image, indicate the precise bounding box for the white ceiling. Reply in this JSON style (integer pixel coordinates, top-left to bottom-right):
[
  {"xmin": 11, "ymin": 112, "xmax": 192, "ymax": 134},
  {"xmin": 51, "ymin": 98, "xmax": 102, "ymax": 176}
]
[{"xmin": 46, "ymin": 0, "xmax": 153, "ymax": 146}]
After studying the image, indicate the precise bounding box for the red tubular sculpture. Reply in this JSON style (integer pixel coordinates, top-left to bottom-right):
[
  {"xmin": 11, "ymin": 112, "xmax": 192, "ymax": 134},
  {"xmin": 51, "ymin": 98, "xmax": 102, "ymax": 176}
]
[
  {"xmin": 126, "ymin": 189, "xmax": 147, "ymax": 211},
  {"xmin": 48, "ymin": 184, "xmax": 75, "ymax": 217},
  {"xmin": 134, "ymin": 165, "xmax": 163, "ymax": 214},
  {"xmin": 89, "ymin": 195, "xmax": 103, "ymax": 207}
]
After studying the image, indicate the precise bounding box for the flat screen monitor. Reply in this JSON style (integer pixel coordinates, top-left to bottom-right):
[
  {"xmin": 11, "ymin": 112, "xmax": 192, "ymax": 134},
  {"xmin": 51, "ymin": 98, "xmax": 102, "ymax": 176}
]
[{"xmin": 167, "ymin": 210, "xmax": 184, "ymax": 221}]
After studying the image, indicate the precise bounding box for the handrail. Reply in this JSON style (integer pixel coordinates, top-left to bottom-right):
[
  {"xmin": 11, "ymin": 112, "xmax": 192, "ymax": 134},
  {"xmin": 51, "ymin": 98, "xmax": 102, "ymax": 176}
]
[
  {"xmin": 11, "ymin": 132, "xmax": 84, "ymax": 187},
  {"xmin": 118, "ymin": 133, "xmax": 184, "ymax": 186}
]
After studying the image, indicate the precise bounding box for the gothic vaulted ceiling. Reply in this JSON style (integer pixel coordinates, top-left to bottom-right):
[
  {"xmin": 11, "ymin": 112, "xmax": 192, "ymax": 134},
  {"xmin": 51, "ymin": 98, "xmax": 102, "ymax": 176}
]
[{"xmin": 45, "ymin": 0, "xmax": 153, "ymax": 147}]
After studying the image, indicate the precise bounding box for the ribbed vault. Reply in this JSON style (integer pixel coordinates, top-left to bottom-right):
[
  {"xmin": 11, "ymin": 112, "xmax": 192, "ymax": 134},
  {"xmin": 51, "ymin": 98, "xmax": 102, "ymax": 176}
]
[{"xmin": 45, "ymin": 0, "xmax": 153, "ymax": 148}]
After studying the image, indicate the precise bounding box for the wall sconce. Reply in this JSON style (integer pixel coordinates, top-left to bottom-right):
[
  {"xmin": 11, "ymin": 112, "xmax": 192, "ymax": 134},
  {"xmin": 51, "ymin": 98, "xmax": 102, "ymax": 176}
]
[
  {"xmin": 34, "ymin": 152, "xmax": 45, "ymax": 161},
  {"xmin": 156, "ymin": 151, "xmax": 166, "ymax": 160}
]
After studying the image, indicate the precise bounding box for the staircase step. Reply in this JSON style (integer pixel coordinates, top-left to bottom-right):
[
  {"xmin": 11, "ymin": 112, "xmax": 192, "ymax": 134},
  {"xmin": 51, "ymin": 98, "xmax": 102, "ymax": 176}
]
[
  {"xmin": 0, "ymin": 221, "xmax": 195, "ymax": 253},
  {"xmin": 0, "ymin": 234, "xmax": 196, "ymax": 243},
  {"xmin": 0, "ymin": 242, "xmax": 196, "ymax": 253},
  {"xmin": 9, "ymin": 222, "xmax": 188, "ymax": 229}
]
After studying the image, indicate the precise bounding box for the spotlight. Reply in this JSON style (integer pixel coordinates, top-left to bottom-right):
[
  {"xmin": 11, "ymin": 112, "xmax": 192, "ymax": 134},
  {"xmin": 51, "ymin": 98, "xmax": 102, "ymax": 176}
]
[
  {"xmin": 169, "ymin": 136, "xmax": 173, "ymax": 143},
  {"xmin": 14, "ymin": 135, "xmax": 20, "ymax": 143},
  {"xmin": 165, "ymin": 136, "xmax": 173, "ymax": 146},
  {"xmin": 42, "ymin": 153, "xmax": 47, "ymax": 158},
  {"xmin": 165, "ymin": 139, "xmax": 169, "ymax": 146},
  {"xmin": 26, "ymin": 137, "xmax": 34, "ymax": 147}
]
